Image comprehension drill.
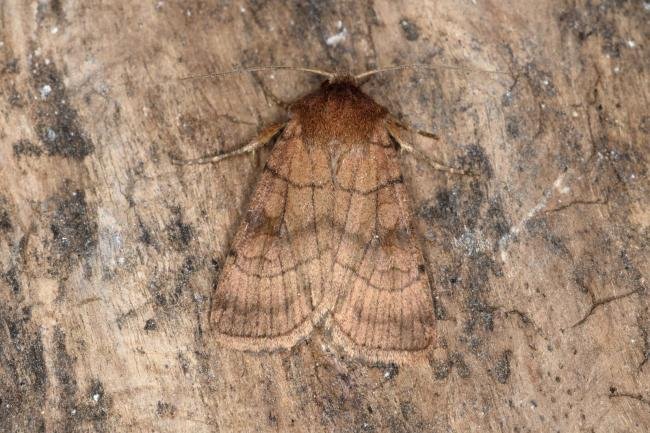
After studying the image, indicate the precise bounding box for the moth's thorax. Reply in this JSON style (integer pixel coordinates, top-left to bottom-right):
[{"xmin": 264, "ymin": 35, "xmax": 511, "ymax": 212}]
[{"xmin": 290, "ymin": 79, "xmax": 388, "ymax": 145}]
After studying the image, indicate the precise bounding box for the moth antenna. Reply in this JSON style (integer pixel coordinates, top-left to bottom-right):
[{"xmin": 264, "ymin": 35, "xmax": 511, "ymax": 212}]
[
  {"xmin": 179, "ymin": 66, "xmax": 335, "ymax": 81},
  {"xmin": 354, "ymin": 63, "xmax": 510, "ymax": 81}
]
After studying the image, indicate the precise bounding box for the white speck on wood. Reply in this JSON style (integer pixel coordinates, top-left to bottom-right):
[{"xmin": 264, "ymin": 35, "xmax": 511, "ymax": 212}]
[{"xmin": 326, "ymin": 27, "xmax": 348, "ymax": 46}]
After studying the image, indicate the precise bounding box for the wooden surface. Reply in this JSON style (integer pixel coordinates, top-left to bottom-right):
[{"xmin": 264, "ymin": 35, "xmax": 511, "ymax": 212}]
[{"xmin": 1, "ymin": 1, "xmax": 648, "ymax": 432}]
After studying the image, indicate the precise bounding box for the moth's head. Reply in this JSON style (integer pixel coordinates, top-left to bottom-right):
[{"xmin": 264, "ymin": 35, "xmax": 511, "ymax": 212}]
[
  {"xmin": 310, "ymin": 74, "xmax": 365, "ymax": 98},
  {"xmin": 294, "ymin": 72, "xmax": 382, "ymax": 110},
  {"xmin": 290, "ymin": 72, "xmax": 387, "ymax": 145}
]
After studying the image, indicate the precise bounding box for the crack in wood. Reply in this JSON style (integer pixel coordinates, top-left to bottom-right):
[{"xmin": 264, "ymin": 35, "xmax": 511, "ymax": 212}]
[
  {"xmin": 609, "ymin": 391, "xmax": 650, "ymax": 408},
  {"xmin": 571, "ymin": 288, "xmax": 643, "ymax": 328}
]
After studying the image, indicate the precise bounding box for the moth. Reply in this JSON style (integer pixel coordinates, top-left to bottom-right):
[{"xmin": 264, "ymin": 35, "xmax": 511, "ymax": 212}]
[{"xmin": 176, "ymin": 66, "xmax": 474, "ymax": 362}]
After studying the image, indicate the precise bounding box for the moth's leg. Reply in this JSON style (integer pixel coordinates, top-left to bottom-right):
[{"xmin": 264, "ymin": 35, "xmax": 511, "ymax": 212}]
[
  {"xmin": 389, "ymin": 119, "xmax": 440, "ymax": 141},
  {"xmin": 171, "ymin": 123, "xmax": 286, "ymax": 166},
  {"xmin": 386, "ymin": 121, "xmax": 474, "ymax": 177}
]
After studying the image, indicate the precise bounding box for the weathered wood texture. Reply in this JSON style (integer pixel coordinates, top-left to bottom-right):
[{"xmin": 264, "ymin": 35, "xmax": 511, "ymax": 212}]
[{"xmin": 1, "ymin": 1, "xmax": 648, "ymax": 432}]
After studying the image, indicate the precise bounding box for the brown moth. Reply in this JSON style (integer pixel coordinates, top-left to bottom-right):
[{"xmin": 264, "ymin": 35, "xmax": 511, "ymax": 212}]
[{"xmin": 176, "ymin": 69, "xmax": 469, "ymax": 362}]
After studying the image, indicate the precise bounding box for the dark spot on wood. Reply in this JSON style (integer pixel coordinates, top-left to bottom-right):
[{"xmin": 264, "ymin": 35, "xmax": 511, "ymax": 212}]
[
  {"xmin": 435, "ymin": 302, "xmax": 447, "ymax": 320},
  {"xmin": 138, "ymin": 219, "xmax": 154, "ymax": 246},
  {"xmin": 526, "ymin": 217, "xmax": 570, "ymax": 256},
  {"xmin": 28, "ymin": 338, "xmax": 47, "ymax": 391},
  {"xmin": 523, "ymin": 63, "xmax": 557, "ymax": 97},
  {"xmin": 166, "ymin": 207, "xmax": 193, "ymax": 251},
  {"xmin": 487, "ymin": 198, "xmax": 511, "ymax": 239},
  {"xmin": 144, "ymin": 318, "xmax": 157, "ymax": 331},
  {"xmin": 12, "ymin": 139, "xmax": 43, "ymax": 158},
  {"xmin": 399, "ymin": 18, "xmax": 420, "ymax": 41},
  {"xmin": 419, "ymin": 189, "xmax": 458, "ymax": 222},
  {"xmin": 458, "ymin": 144, "xmax": 493, "ymax": 178},
  {"xmin": 465, "ymin": 296, "xmax": 496, "ymax": 333},
  {"xmin": 89, "ymin": 379, "xmax": 104, "ymax": 402},
  {"xmin": 0, "ymin": 195, "xmax": 12, "ymax": 233},
  {"xmin": 30, "ymin": 61, "xmax": 94, "ymax": 160},
  {"xmin": 52, "ymin": 327, "xmax": 82, "ymax": 432},
  {"xmin": 3, "ymin": 266, "xmax": 21, "ymax": 293},
  {"xmin": 49, "ymin": 186, "xmax": 98, "ymax": 277},
  {"xmin": 154, "ymin": 292, "xmax": 167, "ymax": 307},
  {"xmin": 2, "ymin": 58, "xmax": 19, "ymax": 76},
  {"xmin": 156, "ymin": 401, "xmax": 177, "ymax": 418},
  {"xmin": 432, "ymin": 359, "xmax": 450, "ymax": 380},
  {"xmin": 53, "ymin": 327, "xmax": 77, "ymax": 394},
  {"xmin": 383, "ymin": 363, "xmax": 399, "ymax": 380},
  {"xmin": 74, "ymin": 379, "xmax": 113, "ymax": 432},
  {"xmin": 0, "ymin": 301, "xmax": 47, "ymax": 432},
  {"xmin": 149, "ymin": 256, "xmax": 199, "ymax": 310},
  {"xmin": 494, "ymin": 350, "xmax": 512, "ymax": 384},
  {"xmin": 210, "ymin": 257, "xmax": 221, "ymax": 273},
  {"xmin": 506, "ymin": 116, "xmax": 521, "ymax": 138},
  {"xmin": 420, "ymin": 176, "xmax": 508, "ymax": 363},
  {"xmin": 400, "ymin": 401, "xmax": 414, "ymax": 420},
  {"xmin": 450, "ymin": 352, "xmax": 471, "ymax": 378},
  {"xmin": 50, "ymin": 0, "xmax": 63, "ymax": 19},
  {"xmin": 174, "ymin": 256, "xmax": 197, "ymax": 296}
]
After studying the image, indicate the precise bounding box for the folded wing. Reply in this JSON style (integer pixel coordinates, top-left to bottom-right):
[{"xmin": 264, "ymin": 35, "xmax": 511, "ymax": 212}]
[
  {"xmin": 329, "ymin": 128, "xmax": 436, "ymax": 360},
  {"xmin": 210, "ymin": 124, "xmax": 335, "ymax": 351}
]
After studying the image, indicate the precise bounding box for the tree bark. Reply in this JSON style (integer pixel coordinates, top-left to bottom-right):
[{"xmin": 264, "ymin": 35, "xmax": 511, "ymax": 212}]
[{"xmin": 1, "ymin": 1, "xmax": 648, "ymax": 432}]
